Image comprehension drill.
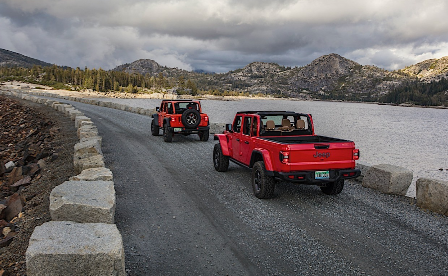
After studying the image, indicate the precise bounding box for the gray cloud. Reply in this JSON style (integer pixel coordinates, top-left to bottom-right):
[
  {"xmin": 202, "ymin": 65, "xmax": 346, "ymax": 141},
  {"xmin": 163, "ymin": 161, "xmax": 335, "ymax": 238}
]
[{"xmin": 1, "ymin": 0, "xmax": 448, "ymax": 72}]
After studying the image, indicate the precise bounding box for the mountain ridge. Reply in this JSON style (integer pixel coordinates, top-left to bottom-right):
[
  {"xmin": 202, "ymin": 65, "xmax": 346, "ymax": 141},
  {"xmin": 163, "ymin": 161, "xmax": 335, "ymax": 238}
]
[
  {"xmin": 0, "ymin": 48, "xmax": 52, "ymax": 68},
  {"xmin": 112, "ymin": 53, "xmax": 448, "ymax": 99},
  {"xmin": 1, "ymin": 48, "xmax": 448, "ymax": 100},
  {"xmin": 400, "ymin": 56, "xmax": 448, "ymax": 82}
]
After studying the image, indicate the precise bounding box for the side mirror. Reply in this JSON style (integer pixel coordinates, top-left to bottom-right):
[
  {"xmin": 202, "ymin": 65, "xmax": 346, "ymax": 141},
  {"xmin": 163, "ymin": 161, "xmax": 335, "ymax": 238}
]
[
  {"xmin": 156, "ymin": 107, "xmax": 160, "ymax": 111},
  {"xmin": 226, "ymin": 124, "xmax": 232, "ymax": 132}
]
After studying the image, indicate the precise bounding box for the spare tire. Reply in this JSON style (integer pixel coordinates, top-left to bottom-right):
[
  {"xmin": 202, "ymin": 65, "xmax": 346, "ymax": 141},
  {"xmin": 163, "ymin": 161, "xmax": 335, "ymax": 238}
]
[{"xmin": 181, "ymin": 109, "xmax": 201, "ymax": 128}]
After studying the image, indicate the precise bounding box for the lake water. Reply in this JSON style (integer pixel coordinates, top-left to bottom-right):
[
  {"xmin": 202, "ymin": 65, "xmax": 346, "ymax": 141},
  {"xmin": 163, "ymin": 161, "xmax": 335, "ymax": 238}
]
[{"xmin": 94, "ymin": 97, "xmax": 448, "ymax": 197}]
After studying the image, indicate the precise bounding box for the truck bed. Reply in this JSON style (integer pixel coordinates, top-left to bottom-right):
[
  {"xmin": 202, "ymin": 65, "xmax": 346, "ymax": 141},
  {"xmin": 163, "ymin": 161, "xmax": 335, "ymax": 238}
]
[{"xmin": 258, "ymin": 135, "xmax": 351, "ymax": 144}]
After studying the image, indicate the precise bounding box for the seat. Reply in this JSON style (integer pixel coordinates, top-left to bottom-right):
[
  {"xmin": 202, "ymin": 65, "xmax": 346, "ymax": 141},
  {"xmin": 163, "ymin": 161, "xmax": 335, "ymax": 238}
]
[
  {"xmin": 174, "ymin": 104, "xmax": 181, "ymax": 114},
  {"xmin": 296, "ymin": 119, "xmax": 305, "ymax": 129},
  {"xmin": 266, "ymin": 120, "xmax": 275, "ymax": 130},
  {"xmin": 251, "ymin": 121, "xmax": 258, "ymax": 136},
  {"xmin": 280, "ymin": 119, "xmax": 292, "ymax": 131}
]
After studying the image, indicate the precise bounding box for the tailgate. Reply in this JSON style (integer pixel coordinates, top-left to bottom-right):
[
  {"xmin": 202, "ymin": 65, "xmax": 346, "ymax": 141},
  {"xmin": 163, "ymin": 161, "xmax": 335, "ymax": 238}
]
[{"xmin": 287, "ymin": 142, "xmax": 356, "ymax": 171}]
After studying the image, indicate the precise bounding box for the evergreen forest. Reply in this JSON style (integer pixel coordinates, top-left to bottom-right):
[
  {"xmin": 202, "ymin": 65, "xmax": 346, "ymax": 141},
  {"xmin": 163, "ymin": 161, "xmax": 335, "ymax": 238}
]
[{"xmin": 1, "ymin": 64, "xmax": 447, "ymax": 107}]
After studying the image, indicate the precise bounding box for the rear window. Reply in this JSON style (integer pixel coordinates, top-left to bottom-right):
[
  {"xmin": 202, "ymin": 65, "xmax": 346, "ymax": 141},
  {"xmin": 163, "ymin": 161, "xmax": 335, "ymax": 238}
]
[
  {"xmin": 174, "ymin": 102, "xmax": 199, "ymax": 113},
  {"xmin": 259, "ymin": 114, "xmax": 312, "ymax": 136},
  {"xmin": 260, "ymin": 115, "xmax": 309, "ymax": 130}
]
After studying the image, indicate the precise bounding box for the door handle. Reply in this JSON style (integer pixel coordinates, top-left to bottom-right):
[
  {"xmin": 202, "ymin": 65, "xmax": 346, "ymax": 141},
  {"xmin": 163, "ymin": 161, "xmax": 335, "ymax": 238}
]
[
  {"xmin": 236, "ymin": 138, "xmax": 240, "ymax": 142},
  {"xmin": 244, "ymin": 141, "xmax": 249, "ymax": 144}
]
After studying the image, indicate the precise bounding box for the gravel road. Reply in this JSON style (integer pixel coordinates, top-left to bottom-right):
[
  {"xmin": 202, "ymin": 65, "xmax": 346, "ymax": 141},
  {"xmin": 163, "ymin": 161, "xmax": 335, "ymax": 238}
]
[{"xmin": 58, "ymin": 99, "xmax": 448, "ymax": 275}]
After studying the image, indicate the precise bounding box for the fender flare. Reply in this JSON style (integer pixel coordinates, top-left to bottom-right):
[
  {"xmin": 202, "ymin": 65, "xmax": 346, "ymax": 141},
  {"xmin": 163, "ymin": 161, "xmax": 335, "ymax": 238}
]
[
  {"xmin": 214, "ymin": 134, "xmax": 230, "ymax": 156},
  {"xmin": 163, "ymin": 118, "xmax": 171, "ymax": 127},
  {"xmin": 251, "ymin": 149, "xmax": 274, "ymax": 172},
  {"xmin": 152, "ymin": 114, "xmax": 159, "ymax": 126}
]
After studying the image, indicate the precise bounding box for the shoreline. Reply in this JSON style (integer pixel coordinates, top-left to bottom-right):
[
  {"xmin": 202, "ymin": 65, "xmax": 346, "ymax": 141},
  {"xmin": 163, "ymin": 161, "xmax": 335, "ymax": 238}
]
[{"xmin": 2, "ymin": 81, "xmax": 447, "ymax": 109}]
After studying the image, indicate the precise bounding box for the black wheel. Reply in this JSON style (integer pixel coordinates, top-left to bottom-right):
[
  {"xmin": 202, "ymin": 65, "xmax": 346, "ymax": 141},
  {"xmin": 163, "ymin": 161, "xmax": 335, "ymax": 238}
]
[
  {"xmin": 163, "ymin": 124, "xmax": 173, "ymax": 142},
  {"xmin": 213, "ymin": 144, "xmax": 229, "ymax": 172},
  {"xmin": 151, "ymin": 120, "xmax": 159, "ymax": 136},
  {"xmin": 251, "ymin": 161, "xmax": 275, "ymax": 199},
  {"xmin": 199, "ymin": 129, "xmax": 209, "ymax": 141},
  {"xmin": 181, "ymin": 109, "xmax": 201, "ymax": 129},
  {"xmin": 320, "ymin": 179, "xmax": 344, "ymax": 195}
]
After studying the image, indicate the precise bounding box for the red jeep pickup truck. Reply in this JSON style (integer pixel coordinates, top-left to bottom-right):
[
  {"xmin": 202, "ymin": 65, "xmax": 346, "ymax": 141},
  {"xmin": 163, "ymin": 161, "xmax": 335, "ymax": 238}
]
[
  {"xmin": 213, "ymin": 111, "xmax": 360, "ymax": 199},
  {"xmin": 151, "ymin": 100, "xmax": 210, "ymax": 142}
]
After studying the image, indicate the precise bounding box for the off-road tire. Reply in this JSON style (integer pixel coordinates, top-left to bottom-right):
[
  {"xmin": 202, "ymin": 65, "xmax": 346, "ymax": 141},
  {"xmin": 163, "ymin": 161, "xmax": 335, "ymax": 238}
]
[
  {"xmin": 151, "ymin": 120, "xmax": 159, "ymax": 136},
  {"xmin": 252, "ymin": 161, "xmax": 275, "ymax": 199},
  {"xmin": 163, "ymin": 124, "xmax": 173, "ymax": 142},
  {"xmin": 213, "ymin": 144, "xmax": 229, "ymax": 172},
  {"xmin": 182, "ymin": 109, "xmax": 201, "ymax": 129},
  {"xmin": 320, "ymin": 179, "xmax": 344, "ymax": 195},
  {"xmin": 199, "ymin": 129, "xmax": 210, "ymax": 141}
]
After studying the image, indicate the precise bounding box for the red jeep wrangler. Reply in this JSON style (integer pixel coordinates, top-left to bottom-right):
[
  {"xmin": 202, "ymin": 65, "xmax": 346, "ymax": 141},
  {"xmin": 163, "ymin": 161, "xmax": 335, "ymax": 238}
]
[
  {"xmin": 151, "ymin": 100, "xmax": 210, "ymax": 142},
  {"xmin": 213, "ymin": 111, "xmax": 360, "ymax": 198}
]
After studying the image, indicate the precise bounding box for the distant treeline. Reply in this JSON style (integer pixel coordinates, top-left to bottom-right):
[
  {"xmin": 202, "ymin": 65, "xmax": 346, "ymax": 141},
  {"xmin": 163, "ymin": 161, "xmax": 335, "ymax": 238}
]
[
  {"xmin": 1, "ymin": 65, "xmax": 447, "ymax": 106},
  {"xmin": 380, "ymin": 78, "xmax": 448, "ymax": 106},
  {"xmin": 0, "ymin": 65, "xmax": 198, "ymax": 94}
]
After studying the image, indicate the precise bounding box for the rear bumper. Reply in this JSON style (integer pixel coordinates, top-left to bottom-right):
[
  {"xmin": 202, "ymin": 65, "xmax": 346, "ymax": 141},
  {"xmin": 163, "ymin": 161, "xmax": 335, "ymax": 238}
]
[
  {"xmin": 169, "ymin": 126, "xmax": 210, "ymax": 134},
  {"xmin": 270, "ymin": 168, "xmax": 361, "ymax": 184}
]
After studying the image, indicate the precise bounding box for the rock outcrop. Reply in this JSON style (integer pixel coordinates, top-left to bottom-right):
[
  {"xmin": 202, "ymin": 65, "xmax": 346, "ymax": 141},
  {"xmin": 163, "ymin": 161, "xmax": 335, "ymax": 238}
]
[{"xmin": 401, "ymin": 56, "xmax": 448, "ymax": 82}]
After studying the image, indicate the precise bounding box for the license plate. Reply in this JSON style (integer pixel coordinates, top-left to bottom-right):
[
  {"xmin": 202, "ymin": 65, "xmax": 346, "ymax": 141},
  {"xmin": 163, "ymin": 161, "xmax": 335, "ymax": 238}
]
[
  {"xmin": 315, "ymin": 171, "xmax": 329, "ymax": 179},
  {"xmin": 173, "ymin": 128, "xmax": 182, "ymax": 132}
]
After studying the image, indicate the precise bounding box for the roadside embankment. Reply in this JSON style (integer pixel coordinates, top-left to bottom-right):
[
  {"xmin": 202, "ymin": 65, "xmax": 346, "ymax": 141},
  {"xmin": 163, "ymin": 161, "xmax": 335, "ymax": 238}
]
[{"xmin": 0, "ymin": 88, "xmax": 125, "ymax": 275}]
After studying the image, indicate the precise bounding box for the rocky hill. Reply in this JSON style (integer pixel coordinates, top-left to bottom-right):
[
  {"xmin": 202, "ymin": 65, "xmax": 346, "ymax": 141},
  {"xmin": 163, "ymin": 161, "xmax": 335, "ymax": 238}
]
[
  {"xmin": 110, "ymin": 53, "xmax": 448, "ymax": 100},
  {"xmin": 112, "ymin": 59, "xmax": 191, "ymax": 78},
  {"xmin": 287, "ymin": 54, "xmax": 409, "ymax": 99},
  {"xmin": 0, "ymin": 48, "xmax": 52, "ymax": 68},
  {"xmin": 190, "ymin": 54, "xmax": 412, "ymax": 99},
  {"xmin": 400, "ymin": 56, "xmax": 448, "ymax": 82}
]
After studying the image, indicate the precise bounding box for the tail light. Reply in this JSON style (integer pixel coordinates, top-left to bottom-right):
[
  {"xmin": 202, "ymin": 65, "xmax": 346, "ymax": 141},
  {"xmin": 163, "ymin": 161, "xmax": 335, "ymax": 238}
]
[
  {"xmin": 204, "ymin": 116, "xmax": 209, "ymax": 122},
  {"xmin": 279, "ymin": 151, "xmax": 290, "ymax": 164},
  {"xmin": 171, "ymin": 117, "xmax": 176, "ymax": 123},
  {"xmin": 353, "ymin": 149, "xmax": 360, "ymax": 160}
]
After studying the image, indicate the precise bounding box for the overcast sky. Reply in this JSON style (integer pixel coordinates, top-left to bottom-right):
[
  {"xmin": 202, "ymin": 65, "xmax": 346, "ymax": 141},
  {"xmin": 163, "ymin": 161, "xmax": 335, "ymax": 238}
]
[{"xmin": 1, "ymin": 0, "xmax": 448, "ymax": 73}]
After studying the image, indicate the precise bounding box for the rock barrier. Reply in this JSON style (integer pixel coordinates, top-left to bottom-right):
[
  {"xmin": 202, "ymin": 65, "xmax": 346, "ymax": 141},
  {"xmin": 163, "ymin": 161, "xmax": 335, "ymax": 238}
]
[
  {"xmin": 361, "ymin": 164, "xmax": 413, "ymax": 196},
  {"xmin": 0, "ymin": 89, "xmax": 125, "ymax": 275},
  {"xmin": 69, "ymin": 167, "xmax": 114, "ymax": 181},
  {"xmin": 26, "ymin": 221, "xmax": 125, "ymax": 276},
  {"xmin": 50, "ymin": 180, "xmax": 116, "ymax": 223},
  {"xmin": 416, "ymin": 178, "xmax": 448, "ymax": 216}
]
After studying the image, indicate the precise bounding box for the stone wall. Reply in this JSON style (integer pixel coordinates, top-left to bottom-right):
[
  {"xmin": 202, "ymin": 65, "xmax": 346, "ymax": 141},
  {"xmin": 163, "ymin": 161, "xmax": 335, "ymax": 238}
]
[{"xmin": 0, "ymin": 89, "xmax": 125, "ymax": 275}]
